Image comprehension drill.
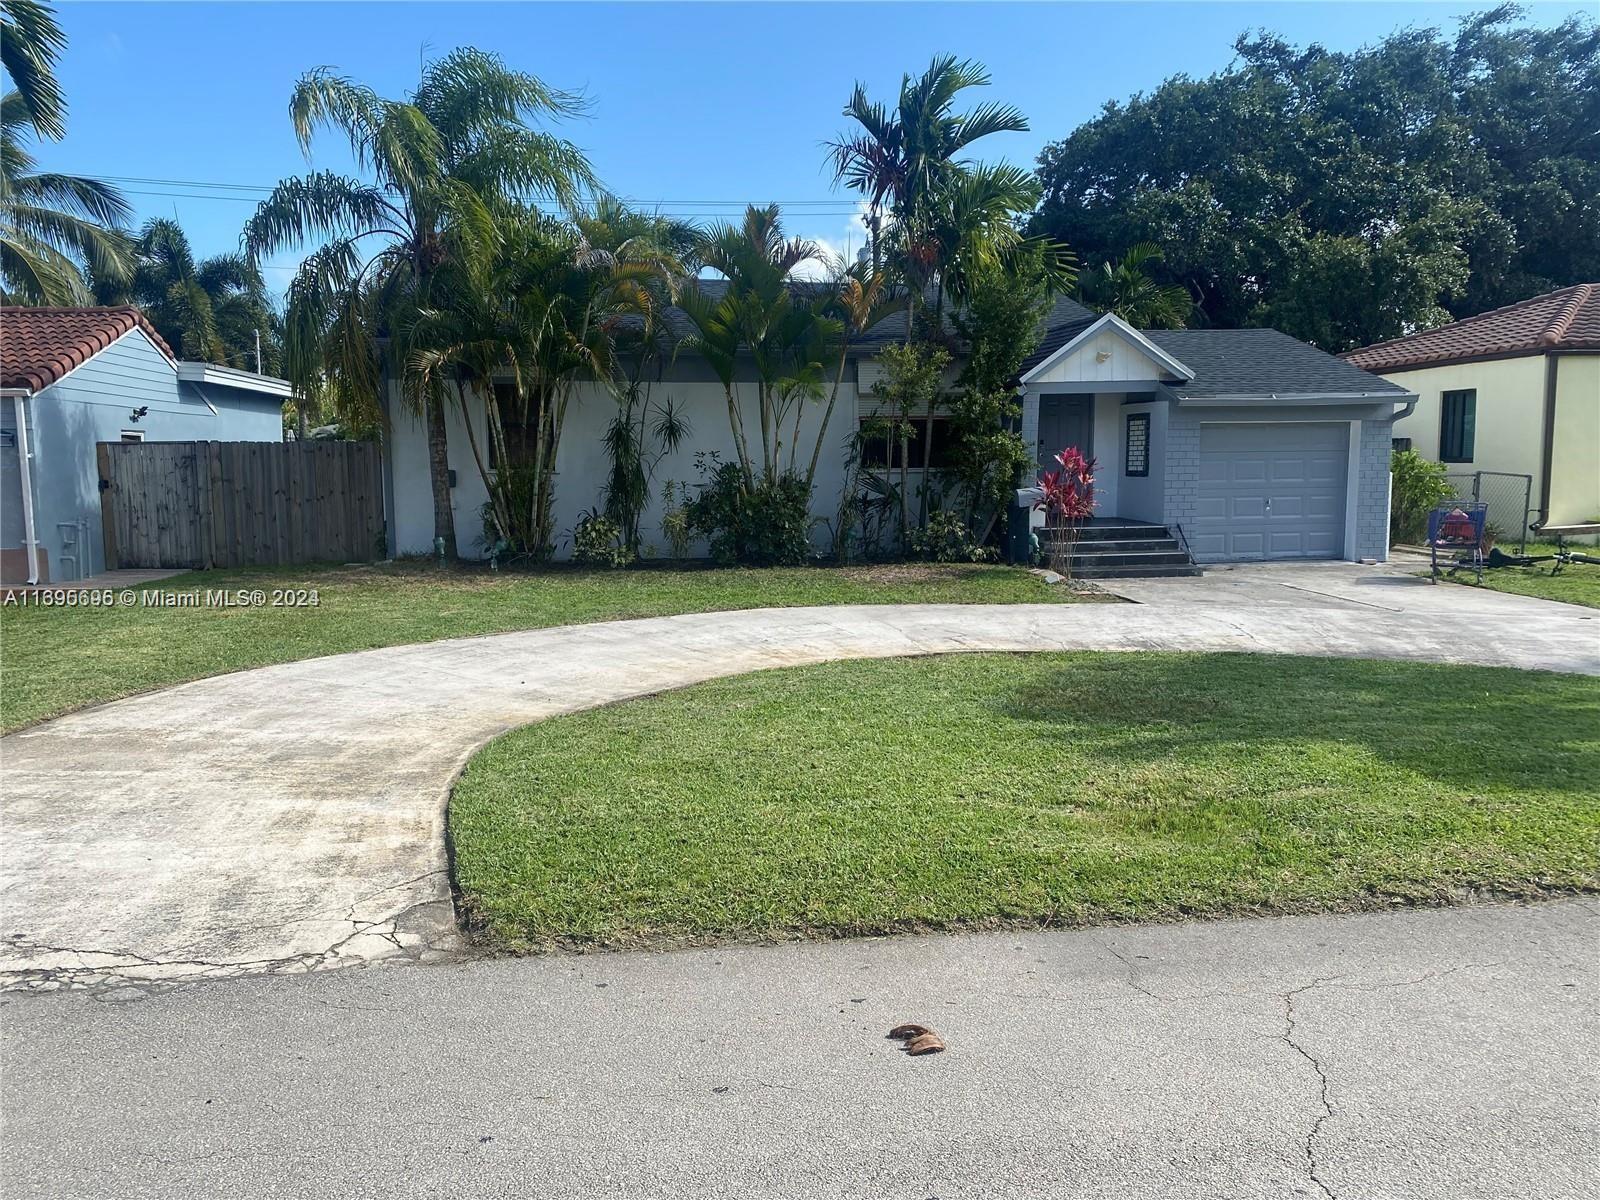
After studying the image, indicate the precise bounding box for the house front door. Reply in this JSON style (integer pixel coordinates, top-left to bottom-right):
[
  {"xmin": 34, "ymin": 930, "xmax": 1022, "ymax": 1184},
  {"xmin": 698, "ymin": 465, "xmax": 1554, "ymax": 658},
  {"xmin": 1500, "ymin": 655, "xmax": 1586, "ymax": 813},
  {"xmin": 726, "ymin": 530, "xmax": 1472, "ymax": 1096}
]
[{"xmin": 1037, "ymin": 396, "xmax": 1093, "ymax": 472}]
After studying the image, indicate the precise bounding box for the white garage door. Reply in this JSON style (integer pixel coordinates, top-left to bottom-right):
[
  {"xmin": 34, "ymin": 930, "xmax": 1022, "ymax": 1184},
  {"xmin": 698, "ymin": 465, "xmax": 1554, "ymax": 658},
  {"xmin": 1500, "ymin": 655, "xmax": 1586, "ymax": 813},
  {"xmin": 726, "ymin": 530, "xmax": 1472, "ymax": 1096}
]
[{"xmin": 1191, "ymin": 423, "xmax": 1348, "ymax": 562}]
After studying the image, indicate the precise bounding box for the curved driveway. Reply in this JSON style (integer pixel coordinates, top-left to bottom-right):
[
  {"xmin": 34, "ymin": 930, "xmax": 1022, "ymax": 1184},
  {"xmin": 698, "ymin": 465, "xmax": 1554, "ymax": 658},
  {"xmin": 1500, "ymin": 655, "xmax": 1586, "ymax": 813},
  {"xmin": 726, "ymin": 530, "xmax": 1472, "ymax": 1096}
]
[{"xmin": 3, "ymin": 566, "xmax": 1595, "ymax": 991}]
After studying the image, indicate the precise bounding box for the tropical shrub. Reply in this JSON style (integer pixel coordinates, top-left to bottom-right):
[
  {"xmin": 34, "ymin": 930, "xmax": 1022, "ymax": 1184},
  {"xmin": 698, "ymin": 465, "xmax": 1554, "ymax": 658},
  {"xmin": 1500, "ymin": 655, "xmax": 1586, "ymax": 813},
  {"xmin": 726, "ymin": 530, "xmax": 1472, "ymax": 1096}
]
[
  {"xmin": 658, "ymin": 479, "xmax": 694, "ymax": 559},
  {"xmin": 1035, "ymin": 446, "xmax": 1098, "ymax": 576},
  {"xmin": 1390, "ymin": 450, "xmax": 1455, "ymax": 545},
  {"xmin": 571, "ymin": 511, "xmax": 634, "ymax": 568},
  {"xmin": 685, "ymin": 457, "xmax": 811, "ymax": 566},
  {"xmin": 907, "ymin": 509, "xmax": 996, "ymax": 563}
]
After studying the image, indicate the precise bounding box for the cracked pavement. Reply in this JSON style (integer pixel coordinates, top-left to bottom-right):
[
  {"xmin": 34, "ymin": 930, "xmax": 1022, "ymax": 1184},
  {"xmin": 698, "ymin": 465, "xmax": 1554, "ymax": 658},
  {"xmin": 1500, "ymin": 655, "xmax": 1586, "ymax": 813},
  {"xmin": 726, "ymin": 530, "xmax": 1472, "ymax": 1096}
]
[
  {"xmin": 4, "ymin": 566, "xmax": 1595, "ymax": 993},
  {"xmin": 2, "ymin": 899, "xmax": 1594, "ymax": 1198}
]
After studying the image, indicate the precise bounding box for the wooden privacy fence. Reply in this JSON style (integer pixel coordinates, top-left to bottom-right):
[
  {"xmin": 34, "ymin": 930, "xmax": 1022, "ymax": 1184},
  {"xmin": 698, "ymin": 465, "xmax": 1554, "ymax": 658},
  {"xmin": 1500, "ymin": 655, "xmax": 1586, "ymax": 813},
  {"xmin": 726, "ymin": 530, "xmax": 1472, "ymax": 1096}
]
[{"xmin": 98, "ymin": 440, "xmax": 384, "ymax": 570}]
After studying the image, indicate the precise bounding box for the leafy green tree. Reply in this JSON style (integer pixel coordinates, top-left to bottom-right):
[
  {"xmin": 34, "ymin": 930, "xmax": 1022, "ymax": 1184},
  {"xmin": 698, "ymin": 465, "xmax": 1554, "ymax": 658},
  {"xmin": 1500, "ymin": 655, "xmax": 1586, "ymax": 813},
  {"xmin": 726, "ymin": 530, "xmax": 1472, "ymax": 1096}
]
[
  {"xmin": 92, "ymin": 218, "xmax": 281, "ymax": 369},
  {"xmin": 1033, "ymin": 5, "xmax": 1600, "ymax": 348},
  {"xmin": 0, "ymin": 1, "xmax": 131, "ymax": 303},
  {"xmin": 949, "ymin": 253, "xmax": 1050, "ymax": 542},
  {"xmin": 245, "ymin": 48, "xmax": 595, "ymax": 558},
  {"xmin": 1081, "ymin": 243, "xmax": 1192, "ymax": 329}
]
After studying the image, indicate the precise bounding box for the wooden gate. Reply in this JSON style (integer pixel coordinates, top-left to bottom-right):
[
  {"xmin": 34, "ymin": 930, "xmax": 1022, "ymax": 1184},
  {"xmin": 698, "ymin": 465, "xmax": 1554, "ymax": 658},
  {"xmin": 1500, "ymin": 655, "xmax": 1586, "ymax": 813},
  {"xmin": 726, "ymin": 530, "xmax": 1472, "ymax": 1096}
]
[{"xmin": 97, "ymin": 440, "xmax": 384, "ymax": 570}]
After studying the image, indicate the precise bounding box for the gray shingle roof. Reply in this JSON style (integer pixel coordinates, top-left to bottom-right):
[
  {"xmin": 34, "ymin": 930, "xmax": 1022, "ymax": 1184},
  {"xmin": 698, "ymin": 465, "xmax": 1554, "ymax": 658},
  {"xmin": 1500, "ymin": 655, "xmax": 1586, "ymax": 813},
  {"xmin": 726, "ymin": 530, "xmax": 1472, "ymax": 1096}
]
[{"xmin": 1146, "ymin": 328, "xmax": 1409, "ymax": 398}]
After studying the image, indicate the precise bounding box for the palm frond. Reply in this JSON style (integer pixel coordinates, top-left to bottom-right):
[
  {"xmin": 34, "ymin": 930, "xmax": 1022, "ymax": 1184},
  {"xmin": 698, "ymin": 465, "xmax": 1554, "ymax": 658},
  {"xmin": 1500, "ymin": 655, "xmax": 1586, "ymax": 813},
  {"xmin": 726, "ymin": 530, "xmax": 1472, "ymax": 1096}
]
[
  {"xmin": 0, "ymin": 0, "xmax": 67, "ymax": 140},
  {"xmin": 242, "ymin": 171, "xmax": 409, "ymax": 259}
]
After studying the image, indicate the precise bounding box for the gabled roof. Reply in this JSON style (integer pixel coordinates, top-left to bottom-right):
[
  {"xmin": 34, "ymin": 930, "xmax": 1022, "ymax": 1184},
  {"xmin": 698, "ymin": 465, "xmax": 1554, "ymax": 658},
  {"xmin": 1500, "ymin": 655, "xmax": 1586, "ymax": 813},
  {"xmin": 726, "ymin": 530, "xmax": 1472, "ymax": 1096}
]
[
  {"xmin": 1020, "ymin": 312, "xmax": 1195, "ymax": 385},
  {"xmin": 1, "ymin": 305, "xmax": 177, "ymax": 392},
  {"xmin": 1341, "ymin": 284, "xmax": 1600, "ymax": 372},
  {"xmin": 1148, "ymin": 328, "xmax": 1408, "ymax": 399}
]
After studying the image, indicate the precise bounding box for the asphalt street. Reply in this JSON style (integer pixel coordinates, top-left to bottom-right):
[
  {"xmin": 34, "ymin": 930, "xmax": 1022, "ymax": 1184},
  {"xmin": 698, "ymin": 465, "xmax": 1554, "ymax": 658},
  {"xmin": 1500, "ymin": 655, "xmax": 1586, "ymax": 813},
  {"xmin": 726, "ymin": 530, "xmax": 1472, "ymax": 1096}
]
[{"xmin": 3, "ymin": 899, "xmax": 1594, "ymax": 1199}]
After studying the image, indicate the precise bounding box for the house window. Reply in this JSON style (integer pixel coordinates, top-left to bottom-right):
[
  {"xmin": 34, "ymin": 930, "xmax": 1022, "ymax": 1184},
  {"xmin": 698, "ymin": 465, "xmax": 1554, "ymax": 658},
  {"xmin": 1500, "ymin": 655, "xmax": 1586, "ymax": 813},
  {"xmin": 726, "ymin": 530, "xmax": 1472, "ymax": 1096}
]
[
  {"xmin": 858, "ymin": 415, "xmax": 957, "ymax": 470},
  {"xmin": 1392, "ymin": 437, "xmax": 1412, "ymax": 453},
  {"xmin": 1124, "ymin": 413, "xmax": 1150, "ymax": 477},
  {"xmin": 119, "ymin": 430, "xmax": 145, "ymax": 443},
  {"xmin": 1439, "ymin": 390, "xmax": 1475, "ymax": 463}
]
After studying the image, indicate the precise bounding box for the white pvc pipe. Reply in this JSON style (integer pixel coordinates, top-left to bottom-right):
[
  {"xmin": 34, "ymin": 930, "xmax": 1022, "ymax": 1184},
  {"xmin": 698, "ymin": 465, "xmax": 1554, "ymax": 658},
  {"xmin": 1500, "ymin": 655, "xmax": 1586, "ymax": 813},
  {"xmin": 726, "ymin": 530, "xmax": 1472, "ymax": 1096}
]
[{"xmin": 12, "ymin": 394, "xmax": 40, "ymax": 585}]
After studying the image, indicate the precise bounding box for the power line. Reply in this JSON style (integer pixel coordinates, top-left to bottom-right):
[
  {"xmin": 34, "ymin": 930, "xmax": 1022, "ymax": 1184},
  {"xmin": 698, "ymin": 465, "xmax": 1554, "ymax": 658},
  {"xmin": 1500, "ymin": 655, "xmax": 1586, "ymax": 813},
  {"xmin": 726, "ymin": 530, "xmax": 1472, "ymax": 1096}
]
[{"xmin": 82, "ymin": 172, "xmax": 866, "ymax": 213}]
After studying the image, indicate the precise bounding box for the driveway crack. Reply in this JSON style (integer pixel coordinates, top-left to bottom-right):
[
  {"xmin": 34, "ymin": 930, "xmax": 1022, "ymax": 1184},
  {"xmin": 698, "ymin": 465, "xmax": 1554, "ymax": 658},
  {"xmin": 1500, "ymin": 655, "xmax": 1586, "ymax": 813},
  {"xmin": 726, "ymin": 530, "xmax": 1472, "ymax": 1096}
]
[{"xmin": 1280, "ymin": 978, "xmax": 1339, "ymax": 1200}]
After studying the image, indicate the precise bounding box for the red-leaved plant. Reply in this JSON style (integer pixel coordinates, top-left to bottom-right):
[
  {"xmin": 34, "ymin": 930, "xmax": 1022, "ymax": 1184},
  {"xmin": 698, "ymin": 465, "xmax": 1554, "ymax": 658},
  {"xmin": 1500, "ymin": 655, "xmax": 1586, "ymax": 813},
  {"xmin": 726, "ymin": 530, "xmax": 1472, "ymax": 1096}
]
[{"xmin": 1034, "ymin": 446, "xmax": 1097, "ymax": 576}]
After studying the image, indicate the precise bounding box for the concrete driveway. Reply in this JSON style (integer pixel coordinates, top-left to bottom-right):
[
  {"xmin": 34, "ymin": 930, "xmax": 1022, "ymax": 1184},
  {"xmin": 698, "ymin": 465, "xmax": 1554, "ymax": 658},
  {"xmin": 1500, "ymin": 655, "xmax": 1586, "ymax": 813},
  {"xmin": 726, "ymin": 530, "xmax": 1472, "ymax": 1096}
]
[
  {"xmin": 2, "ymin": 899, "xmax": 1594, "ymax": 1198},
  {"xmin": 2, "ymin": 568, "xmax": 1596, "ymax": 992}
]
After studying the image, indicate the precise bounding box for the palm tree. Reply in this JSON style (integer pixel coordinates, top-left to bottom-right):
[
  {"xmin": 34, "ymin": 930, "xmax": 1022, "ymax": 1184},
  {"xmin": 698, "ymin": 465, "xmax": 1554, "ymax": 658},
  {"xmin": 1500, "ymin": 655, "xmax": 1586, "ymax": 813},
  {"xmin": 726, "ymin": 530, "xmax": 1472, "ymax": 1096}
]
[
  {"xmin": 407, "ymin": 206, "xmax": 672, "ymax": 556},
  {"xmin": 577, "ymin": 198, "xmax": 697, "ymax": 552},
  {"xmin": 244, "ymin": 48, "xmax": 595, "ymax": 558},
  {"xmin": 1, "ymin": 0, "xmax": 132, "ymax": 303},
  {"xmin": 92, "ymin": 218, "xmax": 280, "ymax": 369},
  {"xmin": 683, "ymin": 204, "xmax": 827, "ymax": 486},
  {"xmin": 1083, "ymin": 243, "xmax": 1193, "ymax": 329},
  {"xmin": 1, "ymin": 0, "xmax": 66, "ymax": 139},
  {"xmin": 805, "ymin": 262, "xmax": 898, "ymax": 494},
  {"xmin": 828, "ymin": 56, "xmax": 1029, "ymax": 308}
]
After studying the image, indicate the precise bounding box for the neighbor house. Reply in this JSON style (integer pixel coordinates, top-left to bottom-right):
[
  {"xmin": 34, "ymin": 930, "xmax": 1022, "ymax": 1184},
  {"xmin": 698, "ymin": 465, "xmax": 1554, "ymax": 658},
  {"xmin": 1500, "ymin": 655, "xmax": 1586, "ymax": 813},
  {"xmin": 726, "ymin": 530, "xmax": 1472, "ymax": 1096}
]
[
  {"xmin": 1, "ymin": 306, "xmax": 291, "ymax": 584},
  {"xmin": 1343, "ymin": 284, "xmax": 1600, "ymax": 531},
  {"xmin": 382, "ymin": 293, "xmax": 1415, "ymax": 569}
]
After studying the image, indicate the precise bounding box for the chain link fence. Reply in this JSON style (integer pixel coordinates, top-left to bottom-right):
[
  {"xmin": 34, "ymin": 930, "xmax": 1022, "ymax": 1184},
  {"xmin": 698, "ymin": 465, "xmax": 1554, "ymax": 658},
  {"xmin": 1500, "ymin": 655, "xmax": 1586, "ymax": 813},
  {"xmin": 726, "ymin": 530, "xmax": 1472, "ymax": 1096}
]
[{"xmin": 1444, "ymin": 471, "xmax": 1533, "ymax": 553}]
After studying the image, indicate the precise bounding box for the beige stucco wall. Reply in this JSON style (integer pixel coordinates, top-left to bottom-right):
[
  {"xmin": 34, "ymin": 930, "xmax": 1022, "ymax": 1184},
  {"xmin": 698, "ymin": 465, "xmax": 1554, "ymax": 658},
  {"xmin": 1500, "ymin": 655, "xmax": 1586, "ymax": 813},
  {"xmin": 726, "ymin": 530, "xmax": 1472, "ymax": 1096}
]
[
  {"xmin": 1385, "ymin": 353, "xmax": 1599, "ymax": 527},
  {"xmin": 1385, "ymin": 355, "xmax": 1544, "ymax": 473},
  {"xmin": 1550, "ymin": 355, "xmax": 1600, "ymax": 525}
]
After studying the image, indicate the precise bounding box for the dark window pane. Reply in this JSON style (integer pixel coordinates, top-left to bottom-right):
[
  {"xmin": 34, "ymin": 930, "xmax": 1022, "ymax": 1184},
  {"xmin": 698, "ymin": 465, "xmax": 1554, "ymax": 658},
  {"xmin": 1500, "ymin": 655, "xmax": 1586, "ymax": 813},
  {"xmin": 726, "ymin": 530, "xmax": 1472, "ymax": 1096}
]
[
  {"xmin": 859, "ymin": 416, "xmax": 957, "ymax": 469},
  {"xmin": 1440, "ymin": 390, "xmax": 1475, "ymax": 463}
]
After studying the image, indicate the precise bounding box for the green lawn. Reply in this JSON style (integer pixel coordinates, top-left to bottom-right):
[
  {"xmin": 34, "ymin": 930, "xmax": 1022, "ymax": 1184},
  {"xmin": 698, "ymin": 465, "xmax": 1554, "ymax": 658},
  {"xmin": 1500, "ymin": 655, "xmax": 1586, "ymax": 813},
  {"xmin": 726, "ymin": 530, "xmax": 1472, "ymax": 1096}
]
[
  {"xmin": 1436, "ymin": 541, "xmax": 1600, "ymax": 609},
  {"xmin": 451, "ymin": 652, "xmax": 1600, "ymax": 950},
  {"xmin": 0, "ymin": 561, "xmax": 1070, "ymax": 733}
]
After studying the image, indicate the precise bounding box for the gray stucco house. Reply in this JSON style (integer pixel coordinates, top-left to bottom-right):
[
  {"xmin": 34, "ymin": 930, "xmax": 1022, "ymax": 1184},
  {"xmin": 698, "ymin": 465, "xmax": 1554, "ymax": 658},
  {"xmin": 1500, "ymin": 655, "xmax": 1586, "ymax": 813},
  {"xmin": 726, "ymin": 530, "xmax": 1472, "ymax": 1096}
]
[
  {"xmin": 1, "ymin": 306, "xmax": 290, "ymax": 584},
  {"xmin": 381, "ymin": 291, "xmax": 1414, "ymax": 570},
  {"xmin": 1016, "ymin": 299, "xmax": 1416, "ymax": 564}
]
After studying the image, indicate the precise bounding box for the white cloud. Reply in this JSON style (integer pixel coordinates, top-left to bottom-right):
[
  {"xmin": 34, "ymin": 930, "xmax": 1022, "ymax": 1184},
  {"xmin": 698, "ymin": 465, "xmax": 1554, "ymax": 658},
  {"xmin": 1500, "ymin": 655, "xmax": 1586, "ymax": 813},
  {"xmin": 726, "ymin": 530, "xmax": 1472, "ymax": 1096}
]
[{"xmin": 790, "ymin": 200, "xmax": 874, "ymax": 282}]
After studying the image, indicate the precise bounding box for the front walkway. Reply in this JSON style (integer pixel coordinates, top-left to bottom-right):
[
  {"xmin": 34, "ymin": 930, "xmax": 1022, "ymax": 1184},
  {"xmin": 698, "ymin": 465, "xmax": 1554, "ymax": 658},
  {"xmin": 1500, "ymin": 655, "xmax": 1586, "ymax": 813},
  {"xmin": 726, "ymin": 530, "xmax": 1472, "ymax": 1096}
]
[
  {"xmin": 3, "ymin": 900, "xmax": 1593, "ymax": 1198},
  {"xmin": 3, "ymin": 577, "xmax": 1595, "ymax": 992}
]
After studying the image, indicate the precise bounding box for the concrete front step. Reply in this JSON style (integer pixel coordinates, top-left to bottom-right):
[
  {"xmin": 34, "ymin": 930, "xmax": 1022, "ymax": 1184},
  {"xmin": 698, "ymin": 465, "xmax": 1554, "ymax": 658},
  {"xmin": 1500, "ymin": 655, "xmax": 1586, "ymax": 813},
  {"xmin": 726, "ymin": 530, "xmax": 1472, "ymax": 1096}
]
[
  {"xmin": 1071, "ymin": 524, "xmax": 1172, "ymax": 542},
  {"xmin": 1067, "ymin": 563, "xmax": 1205, "ymax": 579},
  {"xmin": 1038, "ymin": 522, "xmax": 1200, "ymax": 577},
  {"xmin": 1048, "ymin": 538, "xmax": 1184, "ymax": 556},
  {"xmin": 1056, "ymin": 550, "xmax": 1194, "ymax": 568}
]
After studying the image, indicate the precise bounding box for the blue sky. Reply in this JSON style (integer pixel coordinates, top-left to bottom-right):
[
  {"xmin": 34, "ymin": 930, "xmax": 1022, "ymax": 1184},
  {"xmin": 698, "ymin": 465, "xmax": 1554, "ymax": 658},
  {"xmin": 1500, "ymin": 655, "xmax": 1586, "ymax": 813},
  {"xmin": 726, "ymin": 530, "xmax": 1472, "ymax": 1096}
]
[{"xmin": 38, "ymin": 1, "xmax": 1597, "ymax": 293}]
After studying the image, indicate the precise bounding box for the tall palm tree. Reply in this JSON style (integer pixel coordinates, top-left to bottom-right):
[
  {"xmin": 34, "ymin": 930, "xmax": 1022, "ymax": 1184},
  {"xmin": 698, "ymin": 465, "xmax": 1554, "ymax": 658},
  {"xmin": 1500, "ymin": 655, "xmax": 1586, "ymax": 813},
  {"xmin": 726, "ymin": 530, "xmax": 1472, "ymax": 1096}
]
[
  {"xmin": 244, "ymin": 48, "xmax": 595, "ymax": 558},
  {"xmin": 1, "ymin": 0, "xmax": 132, "ymax": 303},
  {"xmin": 1083, "ymin": 243, "xmax": 1193, "ymax": 329},
  {"xmin": 828, "ymin": 56, "xmax": 1028, "ymax": 300},
  {"xmin": 683, "ymin": 204, "xmax": 827, "ymax": 486},
  {"xmin": 92, "ymin": 218, "xmax": 279, "ymax": 369}
]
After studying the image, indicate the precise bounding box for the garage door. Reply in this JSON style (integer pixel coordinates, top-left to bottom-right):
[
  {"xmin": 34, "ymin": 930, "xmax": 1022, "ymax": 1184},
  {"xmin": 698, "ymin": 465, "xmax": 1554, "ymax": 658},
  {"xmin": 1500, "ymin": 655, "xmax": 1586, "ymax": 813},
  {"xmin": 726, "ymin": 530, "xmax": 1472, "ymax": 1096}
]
[{"xmin": 1191, "ymin": 423, "xmax": 1348, "ymax": 562}]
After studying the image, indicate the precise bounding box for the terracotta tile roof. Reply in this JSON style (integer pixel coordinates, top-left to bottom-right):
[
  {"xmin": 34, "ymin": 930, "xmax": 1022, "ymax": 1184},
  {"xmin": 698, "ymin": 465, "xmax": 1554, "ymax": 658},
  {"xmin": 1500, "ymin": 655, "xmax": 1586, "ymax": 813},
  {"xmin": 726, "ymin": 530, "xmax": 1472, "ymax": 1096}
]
[
  {"xmin": 1341, "ymin": 284, "xmax": 1600, "ymax": 372},
  {"xmin": 1, "ymin": 306, "xmax": 177, "ymax": 392}
]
